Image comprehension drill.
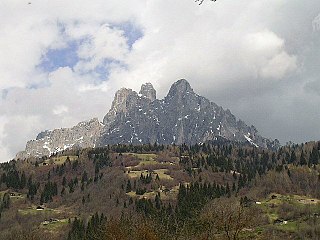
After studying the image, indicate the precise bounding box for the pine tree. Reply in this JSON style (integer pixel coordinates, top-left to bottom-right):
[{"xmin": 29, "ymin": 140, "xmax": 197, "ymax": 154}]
[
  {"xmin": 155, "ymin": 194, "xmax": 161, "ymax": 209},
  {"xmin": 309, "ymin": 147, "xmax": 319, "ymax": 165},
  {"xmin": 300, "ymin": 151, "xmax": 307, "ymax": 166},
  {"xmin": 226, "ymin": 183, "xmax": 231, "ymax": 198},
  {"xmin": 290, "ymin": 151, "xmax": 296, "ymax": 164},
  {"xmin": 20, "ymin": 172, "xmax": 26, "ymax": 189},
  {"xmin": 61, "ymin": 187, "xmax": 65, "ymax": 196},
  {"xmin": 2, "ymin": 193, "xmax": 10, "ymax": 209},
  {"xmin": 81, "ymin": 171, "xmax": 88, "ymax": 183},
  {"xmin": 125, "ymin": 180, "xmax": 131, "ymax": 193}
]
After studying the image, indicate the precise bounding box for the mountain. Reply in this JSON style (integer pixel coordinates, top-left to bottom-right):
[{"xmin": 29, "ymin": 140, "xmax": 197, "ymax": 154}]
[
  {"xmin": 16, "ymin": 118, "xmax": 103, "ymax": 159},
  {"xmin": 16, "ymin": 79, "xmax": 279, "ymax": 159}
]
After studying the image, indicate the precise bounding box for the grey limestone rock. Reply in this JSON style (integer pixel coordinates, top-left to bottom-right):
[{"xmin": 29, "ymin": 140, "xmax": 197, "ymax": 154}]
[
  {"xmin": 17, "ymin": 79, "xmax": 279, "ymax": 159},
  {"xmin": 16, "ymin": 118, "xmax": 103, "ymax": 159},
  {"xmin": 139, "ymin": 83, "xmax": 156, "ymax": 101},
  {"xmin": 99, "ymin": 79, "xmax": 278, "ymax": 149}
]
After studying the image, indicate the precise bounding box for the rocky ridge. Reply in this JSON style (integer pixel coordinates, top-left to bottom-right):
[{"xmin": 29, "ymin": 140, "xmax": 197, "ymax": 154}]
[
  {"xmin": 16, "ymin": 118, "xmax": 103, "ymax": 159},
  {"xmin": 16, "ymin": 80, "xmax": 279, "ymax": 159}
]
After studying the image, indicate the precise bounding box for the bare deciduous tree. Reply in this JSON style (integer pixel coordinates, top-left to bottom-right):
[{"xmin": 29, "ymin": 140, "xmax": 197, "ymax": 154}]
[{"xmin": 200, "ymin": 197, "xmax": 258, "ymax": 240}]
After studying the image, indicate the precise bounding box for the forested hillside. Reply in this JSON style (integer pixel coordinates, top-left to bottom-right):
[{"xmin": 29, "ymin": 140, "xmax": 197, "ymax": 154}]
[{"xmin": 0, "ymin": 141, "xmax": 319, "ymax": 239}]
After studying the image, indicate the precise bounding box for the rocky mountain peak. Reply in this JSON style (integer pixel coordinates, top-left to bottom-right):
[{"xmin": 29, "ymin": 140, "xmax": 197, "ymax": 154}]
[
  {"xmin": 17, "ymin": 79, "xmax": 279, "ymax": 159},
  {"xmin": 168, "ymin": 79, "xmax": 193, "ymax": 94},
  {"xmin": 139, "ymin": 83, "xmax": 156, "ymax": 101},
  {"xmin": 110, "ymin": 88, "xmax": 136, "ymax": 113},
  {"xmin": 102, "ymin": 87, "xmax": 139, "ymax": 125},
  {"xmin": 166, "ymin": 79, "xmax": 195, "ymax": 102}
]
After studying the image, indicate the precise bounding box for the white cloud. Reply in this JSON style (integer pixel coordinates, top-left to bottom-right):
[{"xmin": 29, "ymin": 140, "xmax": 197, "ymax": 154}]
[
  {"xmin": 0, "ymin": 0, "xmax": 320, "ymax": 161},
  {"xmin": 0, "ymin": 115, "xmax": 44, "ymax": 161},
  {"xmin": 312, "ymin": 14, "xmax": 320, "ymax": 32},
  {"xmin": 0, "ymin": 117, "xmax": 11, "ymax": 161},
  {"xmin": 243, "ymin": 30, "xmax": 297, "ymax": 79},
  {"xmin": 53, "ymin": 105, "xmax": 69, "ymax": 115},
  {"xmin": 75, "ymin": 24, "xmax": 129, "ymax": 71},
  {"xmin": 261, "ymin": 51, "xmax": 297, "ymax": 79}
]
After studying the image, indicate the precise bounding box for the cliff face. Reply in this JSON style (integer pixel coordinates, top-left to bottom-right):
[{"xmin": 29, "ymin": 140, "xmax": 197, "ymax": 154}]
[
  {"xmin": 139, "ymin": 83, "xmax": 156, "ymax": 101},
  {"xmin": 16, "ymin": 118, "xmax": 103, "ymax": 159},
  {"xmin": 16, "ymin": 79, "xmax": 279, "ymax": 159},
  {"xmin": 99, "ymin": 79, "xmax": 277, "ymax": 148}
]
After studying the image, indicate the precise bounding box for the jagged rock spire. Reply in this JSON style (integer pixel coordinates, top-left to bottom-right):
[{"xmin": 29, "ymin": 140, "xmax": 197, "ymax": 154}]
[
  {"xmin": 139, "ymin": 83, "xmax": 156, "ymax": 101},
  {"xmin": 110, "ymin": 88, "xmax": 136, "ymax": 113},
  {"xmin": 167, "ymin": 79, "xmax": 194, "ymax": 98}
]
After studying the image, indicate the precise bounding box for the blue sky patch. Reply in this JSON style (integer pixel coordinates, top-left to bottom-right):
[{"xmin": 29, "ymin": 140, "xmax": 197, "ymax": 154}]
[
  {"xmin": 115, "ymin": 21, "xmax": 143, "ymax": 49},
  {"xmin": 39, "ymin": 40, "xmax": 79, "ymax": 72},
  {"xmin": 88, "ymin": 59, "xmax": 128, "ymax": 83},
  {"xmin": 37, "ymin": 21, "xmax": 142, "ymax": 81}
]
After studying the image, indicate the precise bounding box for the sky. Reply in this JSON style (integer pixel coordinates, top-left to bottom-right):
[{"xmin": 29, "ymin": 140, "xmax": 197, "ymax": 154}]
[{"xmin": 0, "ymin": 0, "xmax": 320, "ymax": 162}]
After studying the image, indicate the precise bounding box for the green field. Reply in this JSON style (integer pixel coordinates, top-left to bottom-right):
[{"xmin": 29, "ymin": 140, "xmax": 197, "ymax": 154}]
[
  {"xmin": 43, "ymin": 155, "xmax": 78, "ymax": 166},
  {"xmin": 18, "ymin": 205, "xmax": 62, "ymax": 215},
  {"xmin": 276, "ymin": 221, "xmax": 299, "ymax": 232},
  {"xmin": 40, "ymin": 218, "xmax": 69, "ymax": 232},
  {"xmin": 137, "ymin": 159, "xmax": 158, "ymax": 167},
  {"xmin": 123, "ymin": 153, "xmax": 158, "ymax": 167},
  {"xmin": 154, "ymin": 169, "xmax": 174, "ymax": 180},
  {"xmin": 126, "ymin": 184, "xmax": 179, "ymax": 200},
  {"xmin": 257, "ymin": 193, "xmax": 320, "ymax": 233},
  {"xmin": 123, "ymin": 153, "xmax": 157, "ymax": 161},
  {"xmin": 0, "ymin": 191, "xmax": 26, "ymax": 203},
  {"xmin": 127, "ymin": 190, "xmax": 158, "ymax": 199},
  {"xmin": 127, "ymin": 169, "xmax": 173, "ymax": 180},
  {"xmin": 124, "ymin": 153, "xmax": 175, "ymax": 181}
]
